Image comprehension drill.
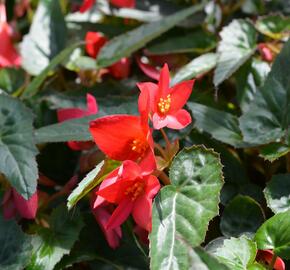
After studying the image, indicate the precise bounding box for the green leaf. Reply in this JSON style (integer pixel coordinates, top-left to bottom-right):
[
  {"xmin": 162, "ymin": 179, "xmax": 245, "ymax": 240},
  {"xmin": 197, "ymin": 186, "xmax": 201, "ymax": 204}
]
[
  {"xmin": 220, "ymin": 195, "xmax": 265, "ymax": 237},
  {"xmin": 0, "ymin": 214, "xmax": 32, "ymax": 270},
  {"xmin": 0, "ymin": 95, "xmax": 38, "ymax": 199},
  {"xmin": 34, "ymin": 98, "xmax": 138, "ymax": 143},
  {"xmin": 211, "ymin": 236, "xmax": 259, "ymax": 270},
  {"xmin": 187, "ymin": 102, "xmax": 251, "ymax": 148},
  {"xmin": 0, "ymin": 68, "xmax": 25, "ymax": 94},
  {"xmin": 150, "ymin": 145, "xmax": 224, "ymax": 270},
  {"xmin": 27, "ymin": 205, "xmax": 84, "ymax": 270},
  {"xmin": 259, "ymin": 143, "xmax": 290, "ymax": 162},
  {"xmin": 21, "ymin": 43, "xmax": 81, "ymax": 99},
  {"xmin": 239, "ymin": 39, "xmax": 290, "ymax": 145},
  {"xmin": 255, "ymin": 14, "xmax": 290, "ymax": 39},
  {"xmin": 67, "ymin": 161, "xmax": 105, "ymax": 210},
  {"xmin": 146, "ymin": 30, "xmax": 217, "ymax": 55},
  {"xmin": 20, "ymin": 0, "xmax": 67, "ymax": 75},
  {"xmin": 235, "ymin": 59, "xmax": 270, "ymax": 113},
  {"xmin": 171, "ymin": 53, "xmax": 217, "ymax": 85},
  {"xmin": 255, "ymin": 210, "xmax": 290, "ymax": 259},
  {"xmin": 96, "ymin": 3, "xmax": 205, "ymax": 68},
  {"xmin": 214, "ymin": 19, "xmax": 257, "ymax": 87},
  {"xmin": 264, "ymin": 174, "xmax": 290, "ymax": 214}
]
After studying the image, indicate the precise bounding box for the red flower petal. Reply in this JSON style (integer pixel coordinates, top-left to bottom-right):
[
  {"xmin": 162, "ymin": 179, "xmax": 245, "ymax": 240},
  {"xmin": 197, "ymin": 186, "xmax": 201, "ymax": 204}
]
[
  {"xmin": 166, "ymin": 109, "xmax": 192, "ymax": 129},
  {"xmin": 106, "ymin": 198, "xmax": 134, "ymax": 230},
  {"xmin": 132, "ymin": 195, "xmax": 152, "ymax": 231},
  {"xmin": 85, "ymin": 31, "xmax": 108, "ymax": 58},
  {"xmin": 79, "ymin": 0, "xmax": 95, "ymax": 13},
  {"xmin": 109, "ymin": 58, "xmax": 131, "ymax": 79},
  {"xmin": 89, "ymin": 115, "xmax": 149, "ymax": 161},
  {"xmin": 110, "ymin": 0, "xmax": 135, "ymax": 8},
  {"xmin": 86, "ymin": 93, "xmax": 99, "ymax": 114},
  {"xmin": 136, "ymin": 57, "xmax": 160, "ymax": 81},
  {"xmin": 168, "ymin": 80, "xmax": 194, "ymax": 113},
  {"xmin": 256, "ymin": 250, "xmax": 285, "ymax": 270},
  {"xmin": 13, "ymin": 189, "xmax": 38, "ymax": 219},
  {"xmin": 158, "ymin": 64, "xmax": 170, "ymax": 97},
  {"xmin": 137, "ymin": 82, "xmax": 158, "ymax": 113},
  {"xmin": 144, "ymin": 175, "xmax": 160, "ymax": 198}
]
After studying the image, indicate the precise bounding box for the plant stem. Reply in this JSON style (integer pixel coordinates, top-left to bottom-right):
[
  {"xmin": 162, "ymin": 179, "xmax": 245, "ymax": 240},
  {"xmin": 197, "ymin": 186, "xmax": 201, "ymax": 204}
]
[
  {"xmin": 157, "ymin": 170, "xmax": 171, "ymax": 185},
  {"xmin": 268, "ymin": 254, "xmax": 277, "ymax": 270},
  {"xmin": 154, "ymin": 143, "xmax": 168, "ymax": 159},
  {"xmin": 160, "ymin": 128, "xmax": 171, "ymax": 147}
]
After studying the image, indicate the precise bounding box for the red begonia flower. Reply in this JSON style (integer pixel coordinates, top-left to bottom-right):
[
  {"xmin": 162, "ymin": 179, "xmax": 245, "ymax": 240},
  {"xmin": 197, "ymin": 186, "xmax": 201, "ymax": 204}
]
[
  {"xmin": 79, "ymin": 0, "xmax": 95, "ymax": 13},
  {"xmin": 91, "ymin": 196, "xmax": 122, "ymax": 249},
  {"xmin": 2, "ymin": 188, "xmax": 38, "ymax": 220},
  {"xmin": 0, "ymin": 4, "xmax": 21, "ymax": 68},
  {"xmin": 109, "ymin": 57, "xmax": 131, "ymax": 79},
  {"xmin": 258, "ymin": 43, "xmax": 273, "ymax": 62},
  {"xmin": 57, "ymin": 94, "xmax": 98, "ymax": 151},
  {"xmin": 136, "ymin": 57, "xmax": 160, "ymax": 81},
  {"xmin": 256, "ymin": 250, "xmax": 285, "ymax": 270},
  {"xmin": 85, "ymin": 31, "xmax": 108, "ymax": 59},
  {"xmin": 134, "ymin": 225, "xmax": 149, "ymax": 245},
  {"xmin": 110, "ymin": 0, "xmax": 135, "ymax": 8},
  {"xmin": 95, "ymin": 160, "xmax": 160, "ymax": 231},
  {"xmin": 137, "ymin": 63, "xmax": 194, "ymax": 130},
  {"xmin": 89, "ymin": 114, "xmax": 156, "ymax": 173}
]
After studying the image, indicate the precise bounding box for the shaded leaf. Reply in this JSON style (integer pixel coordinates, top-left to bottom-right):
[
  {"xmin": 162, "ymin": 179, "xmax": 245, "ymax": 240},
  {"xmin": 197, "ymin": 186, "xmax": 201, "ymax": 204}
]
[
  {"xmin": 150, "ymin": 146, "xmax": 224, "ymax": 270},
  {"xmin": 259, "ymin": 143, "xmax": 290, "ymax": 162},
  {"xmin": 214, "ymin": 19, "xmax": 257, "ymax": 87},
  {"xmin": 0, "ymin": 68, "xmax": 25, "ymax": 94},
  {"xmin": 0, "ymin": 95, "xmax": 38, "ymax": 199}
]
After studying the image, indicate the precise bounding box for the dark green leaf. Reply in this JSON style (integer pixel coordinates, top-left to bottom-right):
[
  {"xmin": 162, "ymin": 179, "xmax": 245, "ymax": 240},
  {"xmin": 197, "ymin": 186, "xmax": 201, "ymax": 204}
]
[
  {"xmin": 0, "ymin": 214, "xmax": 32, "ymax": 270},
  {"xmin": 214, "ymin": 19, "xmax": 257, "ymax": 87},
  {"xmin": 255, "ymin": 14, "xmax": 290, "ymax": 39},
  {"xmin": 0, "ymin": 68, "xmax": 25, "ymax": 94},
  {"xmin": 239, "ymin": 39, "xmax": 290, "ymax": 145},
  {"xmin": 264, "ymin": 174, "xmax": 290, "ymax": 213},
  {"xmin": 20, "ymin": 0, "xmax": 67, "ymax": 75},
  {"xmin": 150, "ymin": 146, "xmax": 224, "ymax": 270},
  {"xmin": 259, "ymin": 143, "xmax": 290, "ymax": 162},
  {"xmin": 0, "ymin": 95, "xmax": 38, "ymax": 199},
  {"xmin": 187, "ymin": 102, "xmax": 251, "ymax": 148},
  {"xmin": 171, "ymin": 53, "xmax": 217, "ymax": 85},
  {"xmin": 220, "ymin": 195, "xmax": 265, "ymax": 237},
  {"xmin": 96, "ymin": 3, "xmax": 205, "ymax": 68},
  {"xmin": 255, "ymin": 210, "xmax": 290, "ymax": 259},
  {"xmin": 27, "ymin": 205, "xmax": 84, "ymax": 270}
]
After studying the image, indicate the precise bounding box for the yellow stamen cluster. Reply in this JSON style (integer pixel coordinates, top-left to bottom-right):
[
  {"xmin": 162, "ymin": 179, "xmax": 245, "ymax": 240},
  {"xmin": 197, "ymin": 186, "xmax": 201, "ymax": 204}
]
[
  {"xmin": 124, "ymin": 182, "xmax": 145, "ymax": 201},
  {"xmin": 158, "ymin": 94, "xmax": 171, "ymax": 114},
  {"xmin": 131, "ymin": 139, "xmax": 147, "ymax": 155}
]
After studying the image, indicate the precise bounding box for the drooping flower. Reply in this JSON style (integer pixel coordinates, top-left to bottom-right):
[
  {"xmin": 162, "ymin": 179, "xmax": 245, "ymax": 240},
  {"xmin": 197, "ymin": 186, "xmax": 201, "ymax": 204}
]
[
  {"xmin": 57, "ymin": 93, "xmax": 98, "ymax": 151},
  {"xmin": 109, "ymin": 57, "xmax": 131, "ymax": 79},
  {"xmin": 2, "ymin": 188, "xmax": 38, "ymax": 220},
  {"xmin": 89, "ymin": 114, "xmax": 155, "ymax": 173},
  {"xmin": 137, "ymin": 63, "xmax": 194, "ymax": 130},
  {"xmin": 0, "ymin": 3, "xmax": 21, "ymax": 67},
  {"xmin": 94, "ymin": 160, "xmax": 160, "ymax": 231},
  {"xmin": 256, "ymin": 250, "xmax": 285, "ymax": 270}
]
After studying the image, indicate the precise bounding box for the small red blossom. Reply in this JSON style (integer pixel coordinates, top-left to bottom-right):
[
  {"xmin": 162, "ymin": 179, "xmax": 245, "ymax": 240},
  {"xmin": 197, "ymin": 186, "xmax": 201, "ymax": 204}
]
[
  {"xmin": 94, "ymin": 160, "xmax": 160, "ymax": 231},
  {"xmin": 137, "ymin": 64, "xmax": 194, "ymax": 130},
  {"xmin": 79, "ymin": 0, "xmax": 95, "ymax": 13},
  {"xmin": 258, "ymin": 43, "xmax": 274, "ymax": 62},
  {"xmin": 57, "ymin": 94, "xmax": 98, "ymax": 151},
  {"xmin": 89, "ymin": 114, "xmax": 156, "ymax": 173},
  {"xmin": 110, "ymin": 0, "xmax": 135, "ymax": 8},
  {"xmin": 2, "ymin": 188, "xmax": 38, "ymax": 220},
  {"xmin": 136, "ymin": 57, "xmax": 160, "ymax": 81},
  {"xmin": 256, "ymin": 250, "xmax": 285, "ymax": 270},
  {"xmin": 0, "ymin": 3, "xmax": 21, "ymax": 68},
  {"xmin": 85, "ymin": 32, "xmax": 108, "ymax": 59},
  {"xmin": 109, "ymin": 57, "xmax": 131, "ymax": 79}
]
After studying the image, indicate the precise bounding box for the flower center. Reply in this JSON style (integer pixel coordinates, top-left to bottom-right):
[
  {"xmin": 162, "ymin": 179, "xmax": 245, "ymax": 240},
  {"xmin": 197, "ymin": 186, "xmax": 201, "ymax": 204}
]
[
  {"xmin": 124, "ymin": 181, "xmax": 145, "ymax": 201},
  {"xmin": 158, "ymin": 94, "xmax": 171, "ymax": 114},
  {"xmin": 131, "ymin": 138, "xmax": 148, "ymax": 156}
]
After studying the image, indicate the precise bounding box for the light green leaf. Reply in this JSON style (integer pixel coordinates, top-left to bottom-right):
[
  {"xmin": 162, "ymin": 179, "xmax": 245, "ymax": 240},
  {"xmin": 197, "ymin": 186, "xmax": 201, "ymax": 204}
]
[
  {"xmin": 0, "ymin": 95, "xmax": 38, "ymax": 199},
  {"xmin": 211, "ymin": 236, "xmax": 259, "ymax": 270},
  {"xmin": 147, "ymin": 30, "xmax": 216, "ymax": 55},
  {"xmin": 27, "ymin": 205, "xmax": 84, "ymax": 270},
  {"xmin": 171, "ymin": 53, "xmax": 217, "ymax": 85},
  {"xmin": 0, "ymin": 215, "xmax": 32, "ymax": 270},
  {"xmin": 150, "ymin": 146, "xmax": 224, "ymax": 270},
  {"xmin": 96, "ymin": 3, "xmax": 205, "ymax": 68},
  {"xmin": 264, "ymin": 174, "xmax": 290, "ymax": 214},
  {"xmin": 255, "ymin": 210, "xmax": 290, "ymax": 259},
  {"xmin": 239, "ymin": 39, "xmax": 290, "ymax": 145},
  {"xmin": 20, "ymin": 0, "xmax": 67, "ymax": 75},
  {"xmin": 67, "ymin": 161, "xmax": 105, "ymax": 210},
  {"xmin": 187, "ymin": 102, "xmax": 251, "ymax": 148},
  {"xmin": 214, "ymin": 19, "xmax": 257, "ymax": 87},
  {"xmin": 220, "ymin": 195, "xmax": 265, "ymax": 237},
  {"xmin": 255, "ymin": 14, "xmax": 290, "ymax": 39}
]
